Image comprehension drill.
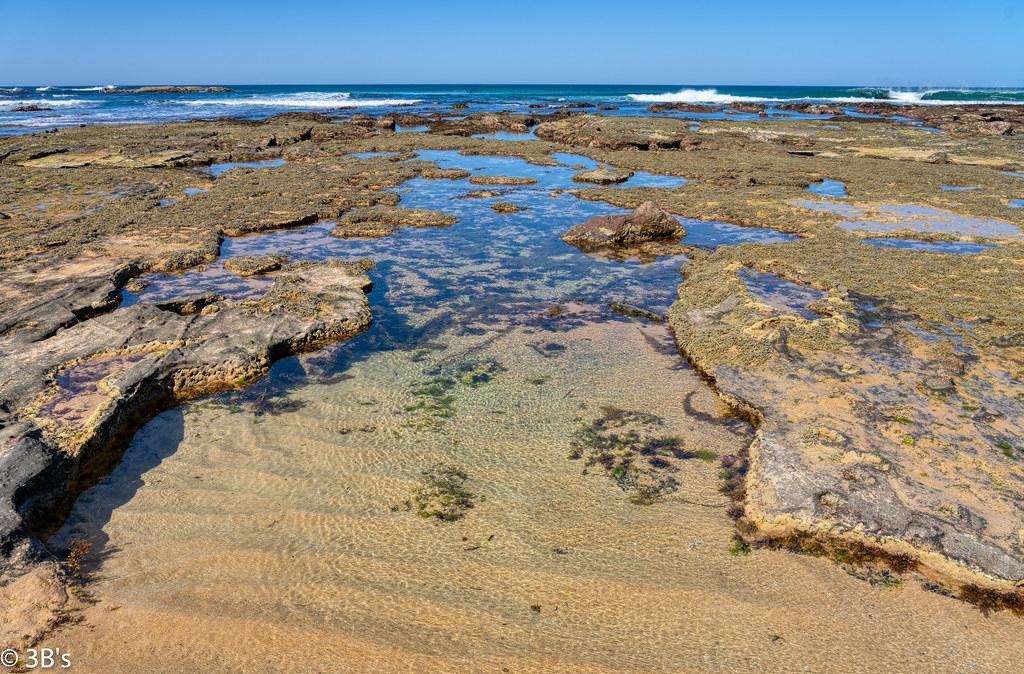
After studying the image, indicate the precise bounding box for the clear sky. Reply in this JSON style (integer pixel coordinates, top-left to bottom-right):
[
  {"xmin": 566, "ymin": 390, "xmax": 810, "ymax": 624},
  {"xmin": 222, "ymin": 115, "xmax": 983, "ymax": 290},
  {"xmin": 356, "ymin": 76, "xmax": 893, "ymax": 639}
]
[{"xmin": 3, "ymin": 0, "xmax": 1022, "ymax": 86}]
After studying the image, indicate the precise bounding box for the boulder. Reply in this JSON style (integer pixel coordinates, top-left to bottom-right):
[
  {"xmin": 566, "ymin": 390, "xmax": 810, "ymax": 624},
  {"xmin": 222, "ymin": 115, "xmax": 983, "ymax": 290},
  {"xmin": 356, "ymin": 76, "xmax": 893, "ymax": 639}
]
[{"xmin": 561, "ymin": 201, "xmax": 683, "ymax": 248}]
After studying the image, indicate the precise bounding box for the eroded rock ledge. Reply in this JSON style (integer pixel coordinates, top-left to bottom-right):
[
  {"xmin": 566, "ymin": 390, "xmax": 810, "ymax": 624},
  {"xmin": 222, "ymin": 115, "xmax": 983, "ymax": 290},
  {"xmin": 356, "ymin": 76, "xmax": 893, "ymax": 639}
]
[
  {"xmin": 0, "ymin": 260, "xmax": 373, "ymax": 567},
  {"xmin": 668, "ymin": 239, "xmax": 1024, "ymax": 608}
]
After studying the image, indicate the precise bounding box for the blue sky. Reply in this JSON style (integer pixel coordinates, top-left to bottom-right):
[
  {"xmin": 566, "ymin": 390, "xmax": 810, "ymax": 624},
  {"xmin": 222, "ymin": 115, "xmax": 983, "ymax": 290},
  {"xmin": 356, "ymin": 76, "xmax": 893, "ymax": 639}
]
[{"xmin": 3, "ymin": 0, "xmax": 1022, "ymax": 86}]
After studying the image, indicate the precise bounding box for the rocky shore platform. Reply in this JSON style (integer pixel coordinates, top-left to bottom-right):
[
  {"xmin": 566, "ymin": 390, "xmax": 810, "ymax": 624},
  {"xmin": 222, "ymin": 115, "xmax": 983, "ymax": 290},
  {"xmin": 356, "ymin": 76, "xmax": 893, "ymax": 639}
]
[{"xmin": 1, "ymin": 104, "xmax": 1024, "ymax": 646}]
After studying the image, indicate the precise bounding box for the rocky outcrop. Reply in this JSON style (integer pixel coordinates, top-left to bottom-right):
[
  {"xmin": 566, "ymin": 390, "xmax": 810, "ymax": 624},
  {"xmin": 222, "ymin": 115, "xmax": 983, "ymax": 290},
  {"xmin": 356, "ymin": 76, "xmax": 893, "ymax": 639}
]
[
  {"xmin": 777, "ymin": 103, "xmax": 846, "ymax": 116},
  {"xmin": 669, "ymin": 241, "xmax": 1024, "ymax": 604},
  {"xmin": 731, "ymin": 102, "xmax": 767, "ymax": 114},
  {"xmin": 647, "ymin": 102, "xmax": 712, "ymax": 113},
  {"xmin": 535, "ymin": 115, "xmax": 694, "ymax": 150},
  {"xmin": 107, "ymin": 86, "xmax": 234, "ymax": 94},
  {"xmin": 428, "ymin": 112, "xmax": 542, "ymax": 137},
  {"xmin": 468, "ymin": 175, "xmax": 538, "ymax": 186},
  {"xmin": 573, "ymin": 166, "xmax": 634, "ymax": 185},
  {"xmin": 0, "ymin": 259, "xmax": 373, "ymax": 571},
  {"xmin": 224, "ymin": 255, "xmax": 287, "ymax": 277},
  {"xmin": 561, "ymin": 201, "xmax": 683, "ymax": 248}
]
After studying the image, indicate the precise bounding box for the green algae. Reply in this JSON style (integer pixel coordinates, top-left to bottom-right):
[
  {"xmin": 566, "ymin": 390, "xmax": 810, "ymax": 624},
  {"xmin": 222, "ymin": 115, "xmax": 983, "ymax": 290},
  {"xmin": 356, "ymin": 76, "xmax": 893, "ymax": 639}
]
[{"xmin": 406, "ymin": 464, "xmax": 476, "ymax": 522}]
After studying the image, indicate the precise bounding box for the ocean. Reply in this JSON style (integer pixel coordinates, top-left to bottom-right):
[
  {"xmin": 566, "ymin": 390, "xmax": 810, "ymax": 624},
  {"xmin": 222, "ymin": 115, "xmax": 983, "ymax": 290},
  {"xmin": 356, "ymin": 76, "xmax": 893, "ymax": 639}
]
[{"xmin": 2, "ymin": 84, "xmax": 1023, "ymax": 136}]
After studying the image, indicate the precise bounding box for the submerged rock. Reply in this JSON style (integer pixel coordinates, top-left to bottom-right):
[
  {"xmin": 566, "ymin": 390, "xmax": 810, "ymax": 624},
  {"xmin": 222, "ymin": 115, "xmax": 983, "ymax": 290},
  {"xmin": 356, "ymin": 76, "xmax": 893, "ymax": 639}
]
[
  {"xmin": 332, "ymin": 206, "xmax": 457, "ymax": 238},
  {"xmin": 561, "ymin": 201, "xmax": 683, "ymax": 248},
  {"xmin": 492, "ymin": 201, "xmax": 526, "ymax": 214}
]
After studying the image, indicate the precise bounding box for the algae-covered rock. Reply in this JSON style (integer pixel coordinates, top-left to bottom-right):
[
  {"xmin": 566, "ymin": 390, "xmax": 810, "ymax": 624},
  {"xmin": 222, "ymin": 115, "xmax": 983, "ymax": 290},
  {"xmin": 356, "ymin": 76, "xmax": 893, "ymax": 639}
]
[
  {"xmin": 468, "ymin": 175, "xmax": 538, "ymax": 186},
  {"xmin": 224, "ymin": 255, "xmax": 287, "ymax": 277},
  {"xmin": 573, "ymin": 166, "xmax": 634, "ymax": 185},
  {"xmin": 492, "ymin": 201, "xmax": 526, "ymax": 214},
  {"xmin": 332, "ymin": 206, "xmax": 457, "ymax": 238}
]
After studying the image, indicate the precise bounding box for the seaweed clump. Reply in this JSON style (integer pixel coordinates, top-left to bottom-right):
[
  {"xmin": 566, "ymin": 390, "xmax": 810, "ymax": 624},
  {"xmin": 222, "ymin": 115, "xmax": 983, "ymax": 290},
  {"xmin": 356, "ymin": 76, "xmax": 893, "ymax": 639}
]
[
  {"xmin": 406, "ymin": 464, "xmax": 476, "ymax": 522},
  {"xmin": 568, "ymin": 407, "xmax": 716, "ymax": 504},
  {"xmin": 404, "ymin": 359, "xmax": 505, "ymax": 429}
]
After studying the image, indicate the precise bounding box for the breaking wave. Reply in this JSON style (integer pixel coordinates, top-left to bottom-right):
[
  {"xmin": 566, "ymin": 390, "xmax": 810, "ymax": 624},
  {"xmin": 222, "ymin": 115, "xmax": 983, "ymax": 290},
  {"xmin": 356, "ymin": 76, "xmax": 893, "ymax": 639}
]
[
  {"xmin": 0, "ymin": 99, "xmax": 95, "ymax": 110},
  {"xmin": 628, "ymin": 87, "xmax": 1024, "ymax": 106},
  {"xmin": 178, "ymin": 92, "xmax": 421, "ymax": 108},
  {"xmin": 627, "ymin": 88, "xmax": 778, "ymax": 104}
]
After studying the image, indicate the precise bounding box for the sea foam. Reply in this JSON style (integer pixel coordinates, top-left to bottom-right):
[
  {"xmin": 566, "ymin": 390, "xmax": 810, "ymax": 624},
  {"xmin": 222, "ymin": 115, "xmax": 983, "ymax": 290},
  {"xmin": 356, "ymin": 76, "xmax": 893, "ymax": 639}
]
[
  {"xmin": 178, "ymin": 92, "xmax": 422, "ymax": 108},
  {"xmin": 627, "ymin": 88, "xmax": 777, "ymax": 104},
  {"xmin": 0, "ymin": 99, "xmax": 94, "ymax": 110}
]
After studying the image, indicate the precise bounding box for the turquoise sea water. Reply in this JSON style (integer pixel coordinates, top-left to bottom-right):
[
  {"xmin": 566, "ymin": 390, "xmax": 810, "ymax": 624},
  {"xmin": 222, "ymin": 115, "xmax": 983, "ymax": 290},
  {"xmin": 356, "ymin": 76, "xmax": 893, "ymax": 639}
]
[{"xmin": 2, "ymin": 84, "xmax": 1023, "ymax": 135}]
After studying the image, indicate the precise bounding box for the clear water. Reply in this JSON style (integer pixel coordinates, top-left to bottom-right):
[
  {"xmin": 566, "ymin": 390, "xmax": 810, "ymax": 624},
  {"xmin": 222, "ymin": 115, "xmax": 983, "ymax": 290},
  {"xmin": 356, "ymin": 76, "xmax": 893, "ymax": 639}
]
[
  {"xmin": 940, "ymin": 185, "xmax": 979, "ymax": 192},
  {"xmin": 1010, "ymin": 199, "xmax": 1024, "ymax": 209},
  {"xmin": 793, "ymin": 199, "xmax": 1023, "ymax": 239},
  {"xmin": 43, "ymin": 143, "xmax": 1024, "ymax": 671},
  {"xmin": 739, "ymin": 269, "xmax": 825, "ymax": 320},
  {"xmin": 199, "ymin": 158, "xmax": 286, "ymax": 176},
  {"xmin": 470, "ymin": 130, "xmax": 539, "ymax": 141},
  {"xmin": 864, "ymin": 238, "xmax": 1000, "ymax": 254},
  {"xmin": 807, "ymin": 179, "xmax": 848, "ymax": 198},
  {"xmin": 551, "ymin": 152, "xmax": 688, "ymax": 188},
  {"xmin": 127, "ymin": 150, "xmax": 777, "ymax": 312}
]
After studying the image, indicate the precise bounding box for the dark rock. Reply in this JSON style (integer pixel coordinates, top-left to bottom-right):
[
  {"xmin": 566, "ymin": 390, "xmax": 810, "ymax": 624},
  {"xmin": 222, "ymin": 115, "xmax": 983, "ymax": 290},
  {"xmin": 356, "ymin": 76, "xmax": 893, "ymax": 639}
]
[
  {"xmin": 107, "ymin": 86, "xmax": 234, "ymax": 94},
  {"xmin": 562, "ymin": 201, "xmax": 683, "ymax": 248},
  {"xmin": 647, "ymin": 102, "xmax": 714, "ymax": 113},
  {"xmin": 535, "ymin": 115, "xmax": 693, "ymax": 151}
]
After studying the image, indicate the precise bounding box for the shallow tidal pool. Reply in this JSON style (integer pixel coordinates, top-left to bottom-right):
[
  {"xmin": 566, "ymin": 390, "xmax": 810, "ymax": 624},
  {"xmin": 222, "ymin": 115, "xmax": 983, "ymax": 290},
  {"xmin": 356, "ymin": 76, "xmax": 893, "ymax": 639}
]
[{"xmin": 45, "ymin": 148, "xmax": 1024, "ymax": 672}]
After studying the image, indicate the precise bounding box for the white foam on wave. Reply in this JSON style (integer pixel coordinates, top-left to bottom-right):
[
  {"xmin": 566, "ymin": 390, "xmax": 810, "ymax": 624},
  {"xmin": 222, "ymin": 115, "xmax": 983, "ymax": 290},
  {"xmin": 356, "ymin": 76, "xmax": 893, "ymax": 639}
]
[
  {"xmin": 885, "ymin": 89, "xmax": 938, "ymax": 103},
  {"xmin": 629, "ymin": 87, "xmax": 1017, "ymax": 106},
  {"xmin": 35, "ymin": 86, "xmax": 53, "ymax": 92},
  {"xmin": 70, "ymin": 85, "xmax": 117, "ymax": 91},
  {"xmin": 628, "ymin": 88, "xmax": 780, "ymax": 104},
  {"xmin": 176, "ymin": 92, "xmax": 422, "ymax": 108},
  {"xmin": 0, "ymin": 99, "xmax": 95, "ymax": 110}
]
